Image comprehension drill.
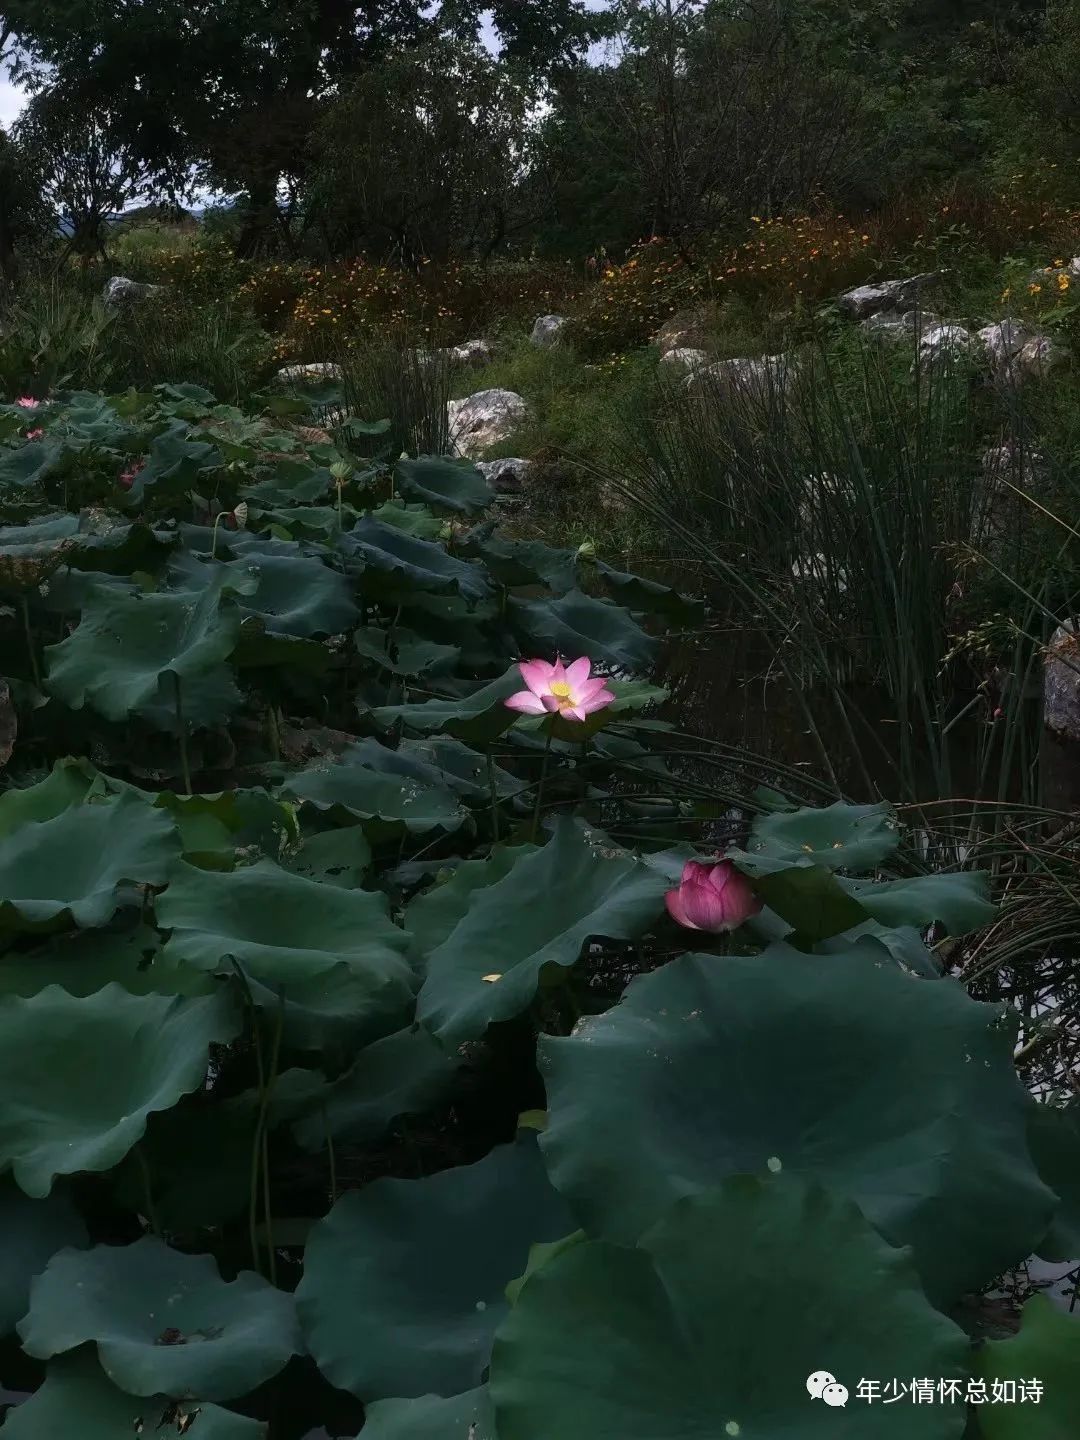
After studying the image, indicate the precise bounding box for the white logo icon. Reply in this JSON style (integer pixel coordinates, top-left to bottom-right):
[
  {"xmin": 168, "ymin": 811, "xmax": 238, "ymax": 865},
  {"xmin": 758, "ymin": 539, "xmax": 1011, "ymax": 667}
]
[{"xmin": 807, "ymin": 1372, "xmax": 849, "ymax": 1407}]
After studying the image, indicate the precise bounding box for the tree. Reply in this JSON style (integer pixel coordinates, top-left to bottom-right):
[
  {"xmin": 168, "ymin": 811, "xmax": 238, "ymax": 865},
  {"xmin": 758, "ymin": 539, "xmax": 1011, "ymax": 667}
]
[
  {"xmin": 4, "ymin": 0, "xmax": 606, "ymax": 255},
  {"xmin": 15, "ymin": 91, "xmax": 152, "ymax": 259}
]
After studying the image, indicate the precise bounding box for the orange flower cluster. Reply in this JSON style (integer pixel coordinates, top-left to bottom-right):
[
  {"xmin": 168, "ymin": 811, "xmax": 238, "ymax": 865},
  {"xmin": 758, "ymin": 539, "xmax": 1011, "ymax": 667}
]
[{"xmin": 572, "ymin": 217, "xmax": 876, "ymax": 352}]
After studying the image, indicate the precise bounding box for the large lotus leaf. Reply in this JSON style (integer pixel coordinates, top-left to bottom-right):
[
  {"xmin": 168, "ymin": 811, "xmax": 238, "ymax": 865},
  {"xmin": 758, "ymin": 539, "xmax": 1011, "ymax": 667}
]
[
  {"xmin": 19, "ymin": 1236, "xmax": 301, "ymax": 1400},
  {"xmin": 404, "ymin": 844, "xmax": 537, "ymax": 955},
  {"xmin": 0, "ymin": 922, "xmax": 214, "ymax": 1000},
  {"xmin": 171, "ymin": 551, "xmax": 357, "ymax": 638},
  {"xmin": 2, "ymin": 1352, "xmax": 267, "ymax": 1440},
  {"xmin": 976, "ymin": 1295, "xmax": 1077, "ymax": 1438},
  {"xmin": 297, "ymin": 1136, "xmax": 574, "ymax": 1400},
  {"xmin": 151, "ymin": 787, "xmax": 297, "ymax": 870},
  {"xmin": 416, "ymin": 819, "xmax": 669, "ymax": 1047},
  {"xmin": 0, "ymin": 513, "xmax": 79, "ymax": 587},
  {"xmin": 123, "ymin": 422, "xmax": 221, "ymax": 504},
  {"xmin": 0, "ymin": 439, "xmax": 63, "ymax": 488},
  {"xmin": 65, "ymin": 518, "xmax": 176, "ymax": 576},
  {"xmin": 0, "ymin": 757, "xmax": 98, "ymax": 838},
  {"xmin": 241, "ymin": 464, "xmax": 333, "ymax": 506},
  {"xmin": 370, "ymin": 500, "xmax": 446, "ymax": 539},
  {"xmin": 508, "ymin": 590, "xmax": 657, "ymax": 672},
  {"xmin": 839, "ymin": 871, "xmax": 996, "ymax": 934},
  {"xmin": 369, "ymin": 667, "xmax": 521, "ymax": 742},
  {"xmin": 354, "ymin": 624, "xmax": 461, "ymax": 678},
  {"xmin": 313, "ymin": 735, "xmax": 518, "ymax": 807},
  {"xmin": 460, "ymin": 533, "xmax": 580, "ymax": 592},
  {"xmin": 156, "ymin": 859, "xmax": 414, "ymax": 1048},
  {"xmin": 394, "ymin": 457, "xmax": 494, "ymax": 516},
  {"xmin": 340, "ymin": 517, "xmax": 491, "ymax": 603},
  {"xmin": 746, "ymin": 863, "xmax": 868, "ymax": 942},
  {"xmin": 280, "ymin": 748, "xmax": 468, "ymax": 838},
  {"xmin": 0, "ymin": 793, "xmax": 180, "ymax": 934},
  {"xmin": 0, "ymin": 1180, "xmax": 88, "ymax": 1333},
  {"xmin": 292, "ymin": 1025, "xmax": 461, "ymax": 1151},
  {"xmin": 593, "ymin": 559, "xmax": 706, "ymax": 623},
  {"xmin": 44, "ymin": 575, "xmax": 242, "ymax": 729},
  {"xmin": 539, "ymin": 945, "xmax": 1055, "ymax": 1303},
  {"xmin": 0, "ymin": 985, "xmax": 239, "ymax": 1197},
  {"xmin": 1029, "ymin": 1100, "xmax": 1080, "ymax": 1262},
  {"xmin": 739, "ymin": 801, "xmax": 899, "ymax": 871},
  {"xmin": 284, "ymin": 823, "xmax": 372, "ymax": 888},
  {"xmin": 490, "ymin": 1177, "xmax": 970, "ymax": 1440},
  {"xmin": 363, "ymin": 1388, "xmax": 495, "ymax": 1440}
]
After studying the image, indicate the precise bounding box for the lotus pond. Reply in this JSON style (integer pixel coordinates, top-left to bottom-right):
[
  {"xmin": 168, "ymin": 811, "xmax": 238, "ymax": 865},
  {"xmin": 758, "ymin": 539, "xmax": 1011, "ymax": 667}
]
[{"xmin": 0, "ymin": 384, "xmax": 1076, "ymax": 1440}]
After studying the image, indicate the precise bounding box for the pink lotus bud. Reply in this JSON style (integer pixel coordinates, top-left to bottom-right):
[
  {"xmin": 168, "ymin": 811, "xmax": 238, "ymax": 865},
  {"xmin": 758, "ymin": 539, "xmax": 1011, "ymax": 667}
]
[
  {"xmin": 665, "ymin": 858, "xmax": 762, "ymax": 933},
  {"xmin": 24, "ymin": 428, "xmax": 44, "ymax": 441},
  {"xmin": 119, "ymin": 462, "xmax": 144, "ymax": 490},
  {"xmin": 504, "ymin": 655, "xmax": 615, "ymax": 724}
]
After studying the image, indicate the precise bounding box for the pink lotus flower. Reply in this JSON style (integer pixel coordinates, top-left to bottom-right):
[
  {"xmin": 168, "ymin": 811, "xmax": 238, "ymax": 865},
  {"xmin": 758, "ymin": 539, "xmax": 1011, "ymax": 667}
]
[
  {"xmin": 15, "ymin": 397, "xmax": 38, "ymax": 409},
  {"xmin": 665, "ymin": 859, "xmax": 762, "ymax": 933},
  {"xmin": 119, "ymin": 462, "xmax": 144, "ymax": 490},
  {"xmin": 505, "ymin": 656, "xmax": 615, "ymax": 723},
  {"xmin": 24, "ymin": 428, "xmax": 43, "ymax": 441}
]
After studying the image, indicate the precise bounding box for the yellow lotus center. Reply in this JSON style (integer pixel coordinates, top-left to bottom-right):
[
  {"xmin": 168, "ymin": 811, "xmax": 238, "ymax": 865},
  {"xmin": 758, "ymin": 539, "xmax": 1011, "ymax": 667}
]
[{"xmin": 549, "ymin": 681, "xmax": 572, "ymax": 699}]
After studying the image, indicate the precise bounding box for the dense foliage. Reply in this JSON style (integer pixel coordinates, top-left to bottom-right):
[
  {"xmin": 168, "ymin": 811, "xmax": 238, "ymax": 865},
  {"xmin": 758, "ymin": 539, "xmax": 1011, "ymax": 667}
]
[{"xmin": 0, "ymin": 383, "xmax": 1073, "ymax": 1436}]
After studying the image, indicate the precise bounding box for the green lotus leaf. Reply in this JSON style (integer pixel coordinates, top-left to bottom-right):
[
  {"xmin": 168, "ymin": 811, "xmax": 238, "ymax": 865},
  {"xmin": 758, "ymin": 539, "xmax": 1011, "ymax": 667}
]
[
  {"xmin": 404, "ymin": 844, "xmax": 537, "ymax": 955},
  {"xmin": 0, "ymin": 514, "xmax": 80, "ymax": 587},
  {"xmin": 0, "ymin": 758, "xmax": 98, "ymax": 838},
  {"xmin": 1, "ymin": 1352, "xmax": 267, "ymax": 1440},
  {"xmin": 0, "ymin": 439, "xmax": 62, "ymax": 489},
  {"xmin": 284, "ymin": 823, "xmax": 373, "ymax": 887},
  {"xmin": 593, "ymin": 559, "xmax": 706, "ymax": 623},
  {"xmin": 241, "ymin": 463, "xmax": 333, "ymax": 506},
  {"xmin": 370, "ymin": 500, "xmax": 446, "ymax": 539},
  {"xmin": 280, "ymin": 745, "xmax": 468, "ymax": 837},
  {"xmin": 341, "ymin": 517, "xmax": 491, "ymax": 603},
  {"xmin": 0, "ymin": 985, "xmax": 239, "ymax": 1197},
  {"xmin": 459, "ymin": 534, "xmax": 580, "ymax": 591},
  {"xmin": 0, "ymin": 793, "xmax": 180, "ymax": 934},
  {"xmin": 362, "ymin": 1388, "xmax": 495, "ymax": 1440},
  {"xmin": 0, "ymin": 1180, "xmax": 88, "ymax": 1333},
  {"xmin": 369, "ymin": 667, "xmax": 521, "ymax": 741},
  {"xmin": 151, "ymin": 787, "xmax": 297, "ymax": 870},
  {"xmin": 0, "ymin": 923, "xmax": 213, "ymax": 1000},
  {"xmin": 66, "ymin": 519, "xmax": 176, "ymax": 575},
  {"xmin": 122, "ymin": 421, "xmax": 221, "ymax": 504},
  {"xmin": 354, "ymin": 624, "xmax": 461, "ymax": 678},
  {"xmin": 737, "ymin": 863, "xmax": 866, "ymax": 942},
  {"xmin": 318, "ymin": 735, "xmax": 516, "ymax": 805},
  {"xmin": 740, "ymin": 801, "xmax": 900, "ymax": 872},
  {"xmin": 171, "ymin": 551, "xmax": 358, "ymax": 638},
  {"xmin": 292, "ymin": 1025, "xmax": 460, "ymax": 1151},
  {"xmin": 508, "ymin": 589, "xmax": 657, "ymax": 672},
  {"xmin": 155, "ymin": 859, "xmax": 415, "ymax": 1048},
  {"xmin": 44, "ymin": 574, "xmax": 242, "ymax": 730},
  {"xmin": 539, "ymin": 945, "xmax": 1055, "ymax": 1303},
  {"xmin": 490, "ymin": 1176, "xmax": 970, "ymax": 1440},
  {"xmin": 976, "ymin": 1295, "xmax": 1078, "ymax": 1438},
  {"xmin": 1029, "ymin": 1100, "xmax": 1080, "ymax": 1262},
  {"xmin": 416, "ymin": 818, "xmax": 669, "ymax": 1047},
  {"xmin": 18, "ymin": 1235, "xmax": 301, "ymax": 1400},
  {"xmin": 297, "ymin": 1136, "xmax": 574, "ymax": 1400},
  {"xmin": 840, "ymin": 871, "xmax": 996, "ymax": 934},
  {"xmin": 394, "ymin": 457, "xmax": 494, "ymax": 516}
]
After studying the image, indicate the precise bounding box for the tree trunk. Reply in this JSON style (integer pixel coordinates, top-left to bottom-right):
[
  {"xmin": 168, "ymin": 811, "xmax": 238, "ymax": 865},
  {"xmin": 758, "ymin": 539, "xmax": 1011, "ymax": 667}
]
[{"xmin": 234, "ymin": 176, "xmax": 280, "ymax": 258}]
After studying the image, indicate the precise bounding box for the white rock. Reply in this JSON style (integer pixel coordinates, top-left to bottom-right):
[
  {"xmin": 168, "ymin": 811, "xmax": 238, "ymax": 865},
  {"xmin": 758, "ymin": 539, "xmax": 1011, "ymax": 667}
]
[
  {"xmin": 686, "ymin": 353, "xmax": 796, "ymax": 399},
  {"xmin": 1068, "ymin": 257, "xmax": 1080, "ymax": 278},
  {"xmin": 449, "ymin": 339, "xmax": 493, "ymax": 368},
  {"xmin": 530, "ymin": 315, "xmax": 568, "ymax": 349},
  {"xmin": 476, "ymin": 457, "xmax": 531, "ymax": 493},
  {"xmin": 659, "ymin": 347, "xmax": 709, "ymax": 374},
  {"xmin": 917, "ymin": 324, "xmax": 982, "ymax": 361},
  {"xmin": 276, "ymin": 362, "xmax": 344, "ymax": 386},
  {"xmin": 103, "ymin": 275, "xmax": 161, "ymax": 307},
  {"xmin": 1017, "ymin": 334, "xmax": 1069, "ymax": 379},
  {"xmin": 977, "ymin": 319, "xmax": 1036, "ymax": 368},
  {"xmin": 447, "ymin": 389, "xmax": 529, "ymax": 457},
  {"xmin": 1045, "ymin": 621, "xmax": 1080, "ymax": 741},
  {"xmin": 838, "ymin": 272, "xmax": 943, "ymax": 319}
]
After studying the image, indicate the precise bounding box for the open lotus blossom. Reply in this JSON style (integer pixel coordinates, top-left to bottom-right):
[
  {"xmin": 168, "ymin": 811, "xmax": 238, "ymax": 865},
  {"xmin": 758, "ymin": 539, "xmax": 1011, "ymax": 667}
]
[
  {"xmin": 505, "ymin": 656, "xmax": 615, "ymax": 722},
  {"xmin": 15, "ymin": 397, "xmax": 38, "ymax": 409},
  {"xmin": 24, "ymin": 428, "xmax": 43, "ymax": 441},
  {"xmin": 118, "ymin": 462, "xmax": 144, "ymax": 490},
  {"xmin": 665, "ymin": 858, "xmax": 762, "ymax": 933}
]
